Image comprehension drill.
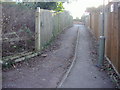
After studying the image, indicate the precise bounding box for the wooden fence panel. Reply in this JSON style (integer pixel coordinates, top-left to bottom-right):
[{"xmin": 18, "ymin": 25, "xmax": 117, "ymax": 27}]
[
  {"xmin": 86, "ymin": 4, "xmax": 120, "ymax": 73},
  {"xmin": 104, "ymin": 12, "xmax": 108, "ymax": 56},
  {"xmin": 118, "ymin": 7, "xmax": 120, "ymax": 73},
  {"xmin": 95, "ymin": 13, "xmax": 99, "ymax": 39},
  {"xmin": 105, "ymin": 12, "xmax": 112, "ymax": 60},
  {"xmin": 105, "ymin": 4, "xmax": 120, "ymax": 73},
  {"xmin": 109, "ymin": 13, "xmax": 114, "ymax": 66},
  {"xmin": 89, "ymin": 13, "xmax": 100, "ymax": 40},
  {"xmin": 111, "ymin": 12, "xmax": 118, "ymax": 71},
  {"xmin": 105, "ymin": 10, "xmax": 119, "ymax": 72},
  {"xmin": 2, "ymin": 3, "xmax": 73, "ymax": 57},
  {"xmin": 40, "ymin": 10, "xmax": 73, "ymax": 49},
  {"xmin": 40, "ymin": 10, "xmax": 53, "ymax": 49}
]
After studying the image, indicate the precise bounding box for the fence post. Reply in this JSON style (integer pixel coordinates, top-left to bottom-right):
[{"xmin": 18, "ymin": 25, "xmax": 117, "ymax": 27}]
[
  {"xmin": 35, "ymin": 7, "xmax": 41, "ymax": 52},
  {"xmin": 97, "ymin": 0, "xmax": 105, "ymax": 67}
]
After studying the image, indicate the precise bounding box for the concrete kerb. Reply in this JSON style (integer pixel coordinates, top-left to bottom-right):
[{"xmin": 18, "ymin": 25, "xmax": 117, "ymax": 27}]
[{"xmin": 57, "ymin": 26, "xmax": 80, "ymax": 88}]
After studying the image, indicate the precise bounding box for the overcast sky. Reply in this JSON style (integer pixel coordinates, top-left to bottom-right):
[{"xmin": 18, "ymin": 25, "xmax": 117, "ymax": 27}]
[{"xmin": 63, "ymin": 0, "xmax": 109, "ymax": 19}]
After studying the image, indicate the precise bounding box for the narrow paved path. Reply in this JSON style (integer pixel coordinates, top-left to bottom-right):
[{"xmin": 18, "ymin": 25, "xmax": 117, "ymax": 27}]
[
  {"xmin": 61, "ymin": 24, "xmax": 116, "ymax": 88},
  {"xmin": 3, "ymin": 25, "xmax": 78, "ymax": 88}
]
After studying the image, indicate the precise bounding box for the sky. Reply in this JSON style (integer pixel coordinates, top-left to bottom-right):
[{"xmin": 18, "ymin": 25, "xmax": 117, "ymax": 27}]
[{"xmin": 63, "ymin": 0, "xmax": 109, "ymax": 19}]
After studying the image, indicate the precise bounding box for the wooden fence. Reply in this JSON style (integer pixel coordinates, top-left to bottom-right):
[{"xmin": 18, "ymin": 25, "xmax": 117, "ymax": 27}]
[
  {"xmin": 2, "ymin": 3, "xmax": 73, "ymax": 59},
  {"xmin": 39, "ymin": 9, "xmax": 73, "ymax": 50},
  {"xmin": 85, "ymin": 2, "xmax": 120, "ymax": 74}
]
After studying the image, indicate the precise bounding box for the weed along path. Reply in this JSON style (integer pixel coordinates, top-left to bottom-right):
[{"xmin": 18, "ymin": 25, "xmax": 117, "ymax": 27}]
[
  {"xmin": 2, "ymin": 25, "xmax": 78, "ymax": 88},
  {"xmin": 60, "ymin": 25, "xmax": 116, "ymax": 88}
]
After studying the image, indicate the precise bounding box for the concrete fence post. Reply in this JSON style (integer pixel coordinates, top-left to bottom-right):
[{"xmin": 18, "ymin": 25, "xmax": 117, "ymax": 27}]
[{"xmin": 35, "ymin": 7, "xmax": 41, "ymax": 52}]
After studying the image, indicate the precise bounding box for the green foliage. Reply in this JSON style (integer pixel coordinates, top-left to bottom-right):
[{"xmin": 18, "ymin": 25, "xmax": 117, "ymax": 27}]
[
  {"xmin": 2, "ymin": 2, "xmax": 64, "ymax": 12},
  {"xmin": 2, "ymin": 2, "xmax": 33, "ymax": 10},
  {"xmin": 86, "ymin": 5, "xmax": 103, "ymax": 13},
  {"xmin": 23, "ymin": 2, "xmax": 64, "ymax": 12},
  {"xmin": 35, "ymin": 2, "xmax": 57, "ymax": 10},
  {"xmin": 54, "ymin": 2, "xmax": 64, "ymax": 12}
]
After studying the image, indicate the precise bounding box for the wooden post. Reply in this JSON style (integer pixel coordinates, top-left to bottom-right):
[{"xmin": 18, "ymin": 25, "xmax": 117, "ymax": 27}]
[{"xmin": 35, "ymin": 7, "xmax": 41, "ymax": 52}]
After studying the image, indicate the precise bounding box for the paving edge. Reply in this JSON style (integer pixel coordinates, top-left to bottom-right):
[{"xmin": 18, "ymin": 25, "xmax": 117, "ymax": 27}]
[{"xmin": 57, "ymin": 26, "xmax": 80, "ymax": 88}]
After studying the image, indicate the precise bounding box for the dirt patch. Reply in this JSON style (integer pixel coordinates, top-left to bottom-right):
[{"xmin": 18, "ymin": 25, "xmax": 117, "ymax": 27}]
[
  {"xmin": 2, "ymin": 25, "xmax": 78, "ymax": 88},
  {"xmin": 2, "ymin": 3, "xmax": 35, "ymax": 57}
]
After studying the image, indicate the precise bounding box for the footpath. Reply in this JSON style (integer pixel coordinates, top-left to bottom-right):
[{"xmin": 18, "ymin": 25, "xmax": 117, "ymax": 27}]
[
  {"xmin": 60, "ymin": 24, "xmax": 116, "ymax": 88},
  {"xmin": 3, "ymin": 25, "xmax": 78, "ymax": 88},
  {"xmin": 3, "ymin": 24, "xmax": 116, "ymax": 88}
]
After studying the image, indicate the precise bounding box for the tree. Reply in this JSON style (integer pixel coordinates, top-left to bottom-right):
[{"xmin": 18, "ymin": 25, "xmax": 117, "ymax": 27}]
[
  {"xmin": 85, "ymin": 5, "xmax": 104, "ymax": 13},
  {"xmin": 35, "ymin": 2, "xmax": 64, "ymax": 12},
  {"xmin": 54, "ymin": 2, "xmax": 64, "ymax": 12},
  {"xmin": 35, "ymin": 2, "xmax": 57, "ymax": 10},
  {"xmin": 85, "ymin": 7, "xmax": 97, "ymax": 13},
  {"xmin": 17, "ymin": 2, "xmax": 64, "ymax": 12}
]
